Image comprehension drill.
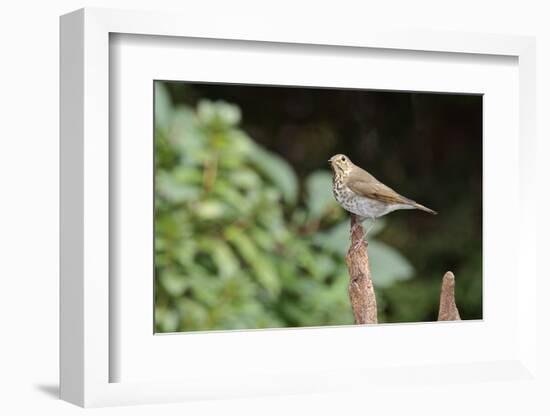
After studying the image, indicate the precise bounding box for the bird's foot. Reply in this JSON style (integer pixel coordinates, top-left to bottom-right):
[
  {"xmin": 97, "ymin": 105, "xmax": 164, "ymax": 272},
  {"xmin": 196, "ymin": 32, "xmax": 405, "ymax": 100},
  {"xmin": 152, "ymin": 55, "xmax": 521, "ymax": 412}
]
[
  {"xmin": 350, "ymin": 216, "xmax": 367, "ymax": 236},
  {"xmin": 352, "ymin": 235, "xmax": 367, "ymax": 252},
  {"xmin": 364, "ymin": 217, "xmax": 376, "ymax": 236}
]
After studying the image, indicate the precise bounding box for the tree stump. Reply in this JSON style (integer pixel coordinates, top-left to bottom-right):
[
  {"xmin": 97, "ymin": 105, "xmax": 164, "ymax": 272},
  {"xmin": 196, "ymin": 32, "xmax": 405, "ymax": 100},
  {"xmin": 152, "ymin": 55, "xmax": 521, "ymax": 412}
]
[
  {"xmin": 345, "ymin": 214, "xmax": 378, "ymax": 324},
  {"xmin": 344, "ymin": 214, "xmax": 461, "ymax": 324},
  {"xmin": 437, "ymin": 271, "xmax": 461, "ymax": 321}
]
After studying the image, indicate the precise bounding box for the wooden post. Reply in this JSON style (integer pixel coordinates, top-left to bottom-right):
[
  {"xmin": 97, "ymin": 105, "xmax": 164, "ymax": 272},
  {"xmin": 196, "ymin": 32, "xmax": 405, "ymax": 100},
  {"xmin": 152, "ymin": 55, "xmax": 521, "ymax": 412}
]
[
  {"xmin": 344, "ymin": 215, "xmax": 461, "ymax": 324},
  {"xmin": 437, "ymin": 271, "xmax": 461, "ymax": 321},
  {"xmin": 345, "ymin": 214, "xmax": 378, "ymax": 324}
]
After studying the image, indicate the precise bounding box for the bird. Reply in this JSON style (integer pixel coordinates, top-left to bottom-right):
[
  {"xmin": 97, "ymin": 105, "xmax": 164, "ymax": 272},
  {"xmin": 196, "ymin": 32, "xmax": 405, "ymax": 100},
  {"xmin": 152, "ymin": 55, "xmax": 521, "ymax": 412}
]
[{"xmin": 329, "ymin": 154, "xmax": 437, "ymax": 240}]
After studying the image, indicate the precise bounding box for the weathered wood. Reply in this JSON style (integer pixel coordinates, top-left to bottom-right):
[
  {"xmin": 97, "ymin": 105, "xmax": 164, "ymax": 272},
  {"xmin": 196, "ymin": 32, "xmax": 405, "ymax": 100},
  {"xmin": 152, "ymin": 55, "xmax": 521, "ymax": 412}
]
[
  {"xmin": 344, "ymin": 216, "xmax": 460, "ymax": 324},
  {"xmin": 437, "ymin": 271, "xmax": 461, "ymax": 321},
  {"xmin": 345, "ymin": 214, "xmax": 378, "ymax": 324}
]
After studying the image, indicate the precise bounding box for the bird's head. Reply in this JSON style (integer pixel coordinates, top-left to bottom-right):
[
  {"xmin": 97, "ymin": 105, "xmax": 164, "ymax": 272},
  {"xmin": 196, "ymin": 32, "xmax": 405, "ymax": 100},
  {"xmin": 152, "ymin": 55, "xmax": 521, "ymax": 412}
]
[{"xmin": 329, "ymin": 154, "xmax": 353, "ymax": 176}]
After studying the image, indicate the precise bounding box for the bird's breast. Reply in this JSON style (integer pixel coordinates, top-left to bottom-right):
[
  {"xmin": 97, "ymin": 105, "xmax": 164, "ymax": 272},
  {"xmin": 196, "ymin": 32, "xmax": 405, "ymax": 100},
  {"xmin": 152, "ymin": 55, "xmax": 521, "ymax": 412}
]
[{"xmin": 334, "ymin": 186, "xmax": 392, "ymax": 219}]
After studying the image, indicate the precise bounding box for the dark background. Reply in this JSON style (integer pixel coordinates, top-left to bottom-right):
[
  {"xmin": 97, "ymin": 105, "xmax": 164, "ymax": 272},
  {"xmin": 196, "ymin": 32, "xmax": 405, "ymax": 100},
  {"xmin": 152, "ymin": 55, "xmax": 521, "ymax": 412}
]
[{"xmin": 155, "ymin": 81, "xmax": 482, "ymax": 331}]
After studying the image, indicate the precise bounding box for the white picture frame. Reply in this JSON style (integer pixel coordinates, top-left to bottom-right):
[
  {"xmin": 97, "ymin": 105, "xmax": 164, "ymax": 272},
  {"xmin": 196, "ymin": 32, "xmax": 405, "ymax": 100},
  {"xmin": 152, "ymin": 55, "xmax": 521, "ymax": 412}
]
[{"xmin": 60, "ymin": 7, "xmax": 537, "ymax": 408}]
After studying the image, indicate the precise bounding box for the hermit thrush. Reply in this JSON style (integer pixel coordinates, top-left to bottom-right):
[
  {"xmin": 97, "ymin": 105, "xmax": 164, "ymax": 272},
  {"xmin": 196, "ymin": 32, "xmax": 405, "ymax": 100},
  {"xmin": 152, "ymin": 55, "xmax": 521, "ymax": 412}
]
[{"xmin": 329, "ymin": 154, "xmax": 436, "ymax": 235}]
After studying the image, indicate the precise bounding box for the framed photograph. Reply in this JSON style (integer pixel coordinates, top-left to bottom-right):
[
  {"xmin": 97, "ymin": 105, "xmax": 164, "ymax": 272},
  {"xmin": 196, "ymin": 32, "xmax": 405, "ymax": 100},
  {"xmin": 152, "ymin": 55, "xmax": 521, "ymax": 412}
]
[
  {"xmin": 151, "ymin": 80, "xmax": 479, "ymax": 333},
  {"xmin": 60, "ymin": 8, "xmax": 537, "ymax": 407}
]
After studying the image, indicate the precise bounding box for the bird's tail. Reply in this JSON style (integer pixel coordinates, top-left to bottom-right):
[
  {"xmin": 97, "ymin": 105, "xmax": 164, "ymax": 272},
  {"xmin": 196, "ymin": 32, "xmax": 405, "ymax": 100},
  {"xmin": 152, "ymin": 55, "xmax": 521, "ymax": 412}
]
[{"xmin": 413, "ymin": 202, "xmax": 437, "ymax": 215}]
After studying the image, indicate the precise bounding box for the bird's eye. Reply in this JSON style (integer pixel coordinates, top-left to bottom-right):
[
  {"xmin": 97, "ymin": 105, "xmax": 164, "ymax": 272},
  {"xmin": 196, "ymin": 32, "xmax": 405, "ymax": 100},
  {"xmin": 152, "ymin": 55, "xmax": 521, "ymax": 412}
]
[{"xmin": 341, "ymin": 156, "xmax": 346, "ymax": 162}]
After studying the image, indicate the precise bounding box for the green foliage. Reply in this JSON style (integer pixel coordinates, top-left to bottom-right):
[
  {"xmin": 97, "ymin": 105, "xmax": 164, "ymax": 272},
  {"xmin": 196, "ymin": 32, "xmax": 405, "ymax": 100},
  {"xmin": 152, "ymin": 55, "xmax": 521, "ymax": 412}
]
[
  {"xmin": 154, "ymin": 83, "xmax": 414, "ymax": 332},
  {"xmin": 305, "ymin": 171, "xmax": 334, "ymax": 219},
  {"xmin": 313, "ymin": 220, "xmax": 413, "ymax": 288}
]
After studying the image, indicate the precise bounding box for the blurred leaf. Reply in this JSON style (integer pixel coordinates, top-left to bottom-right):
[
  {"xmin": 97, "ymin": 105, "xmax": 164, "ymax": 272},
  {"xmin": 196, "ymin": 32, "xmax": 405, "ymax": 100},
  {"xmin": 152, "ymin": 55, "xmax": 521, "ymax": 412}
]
[
  {"xmin": 177, "ymin": 299, "xmax": 208, "ymax": 329},
  {"xmin": 156, "ymin": 306, "xmax": 179, "ymax": 333},
  {"xmin": 197, "ymin": 100, "xmax": 241, "ymax": 127},
  {"xmin": 313, "ymin": 219, "xmax": 411, "ymax": 288},
  {"xmin": 157, "ymin": 171, "xmax": 200, "ymax": 203},
  {"xmin": 201, "ymin": 238, "xmax": 240, "ymax": 278},
  {"xmin": 248, "ymin": 145, "xmax": 298, "ymax": 204},
  {"xmin": 195, "ymin": 200, "xmax": 230, "ymax": 220},
  {"xmin": 170, "ymin": 107, "xmax": 206, "ymax": 161},
  {"xmin": 229, "ymin": 169, "xmax": 261, "ymax": 190},
  {"xmin": 312, "ymin": 221, "xmax": 348, "ymax": 256},
  {"xmin": 220, "ymin": 129, "xmax": 254, "ymax": 160},
  {"xmin": 218, "ymin": 102, "xmax": 241, "ymax": 126},
  {"xmin": 188, "ymin": 274, "xmax": 222, "ymax": 307},
  {"xmin": 249, "ymin": 226, "xmax": 276, "ymax": 251},
  {"xmin": 174, "ymin": 239, "xmax": 197, "ymax": 267},
  {"xmin": 214, "ymin": 182, "xmax": 256, "ymax": 215},
  {"xmin": 225, "ymin": 226, "xmax": 280, "ymax": 296},
  {"xmin": 159, "ymin": 271, "xmax": 188, "ymax": 296},
  {"xmin": 305, "ymin": 170, "xmax": 337, "ymax": 219},
  {"xmin": 368, "ymin": 241, "xmax": 414, "ymax": 288},
  {"xmin": 313, "ymin": 219, "xmax": 386, "ymax": 256}
]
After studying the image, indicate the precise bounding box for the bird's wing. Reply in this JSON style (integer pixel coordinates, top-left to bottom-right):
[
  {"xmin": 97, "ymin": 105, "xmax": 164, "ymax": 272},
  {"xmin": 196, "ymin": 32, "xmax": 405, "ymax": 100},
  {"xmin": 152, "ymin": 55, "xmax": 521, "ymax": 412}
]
[{"xmin": 347, "ymin": 177, "xmax": 413, "ymax": 205}]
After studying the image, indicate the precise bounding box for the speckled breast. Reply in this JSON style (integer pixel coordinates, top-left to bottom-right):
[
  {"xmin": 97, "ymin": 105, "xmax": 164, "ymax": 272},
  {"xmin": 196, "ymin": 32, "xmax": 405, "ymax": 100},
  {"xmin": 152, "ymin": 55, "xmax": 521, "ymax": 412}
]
[{"xmin": 333, "ymin": 181, "xmax": 387, "ymax": 219}]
